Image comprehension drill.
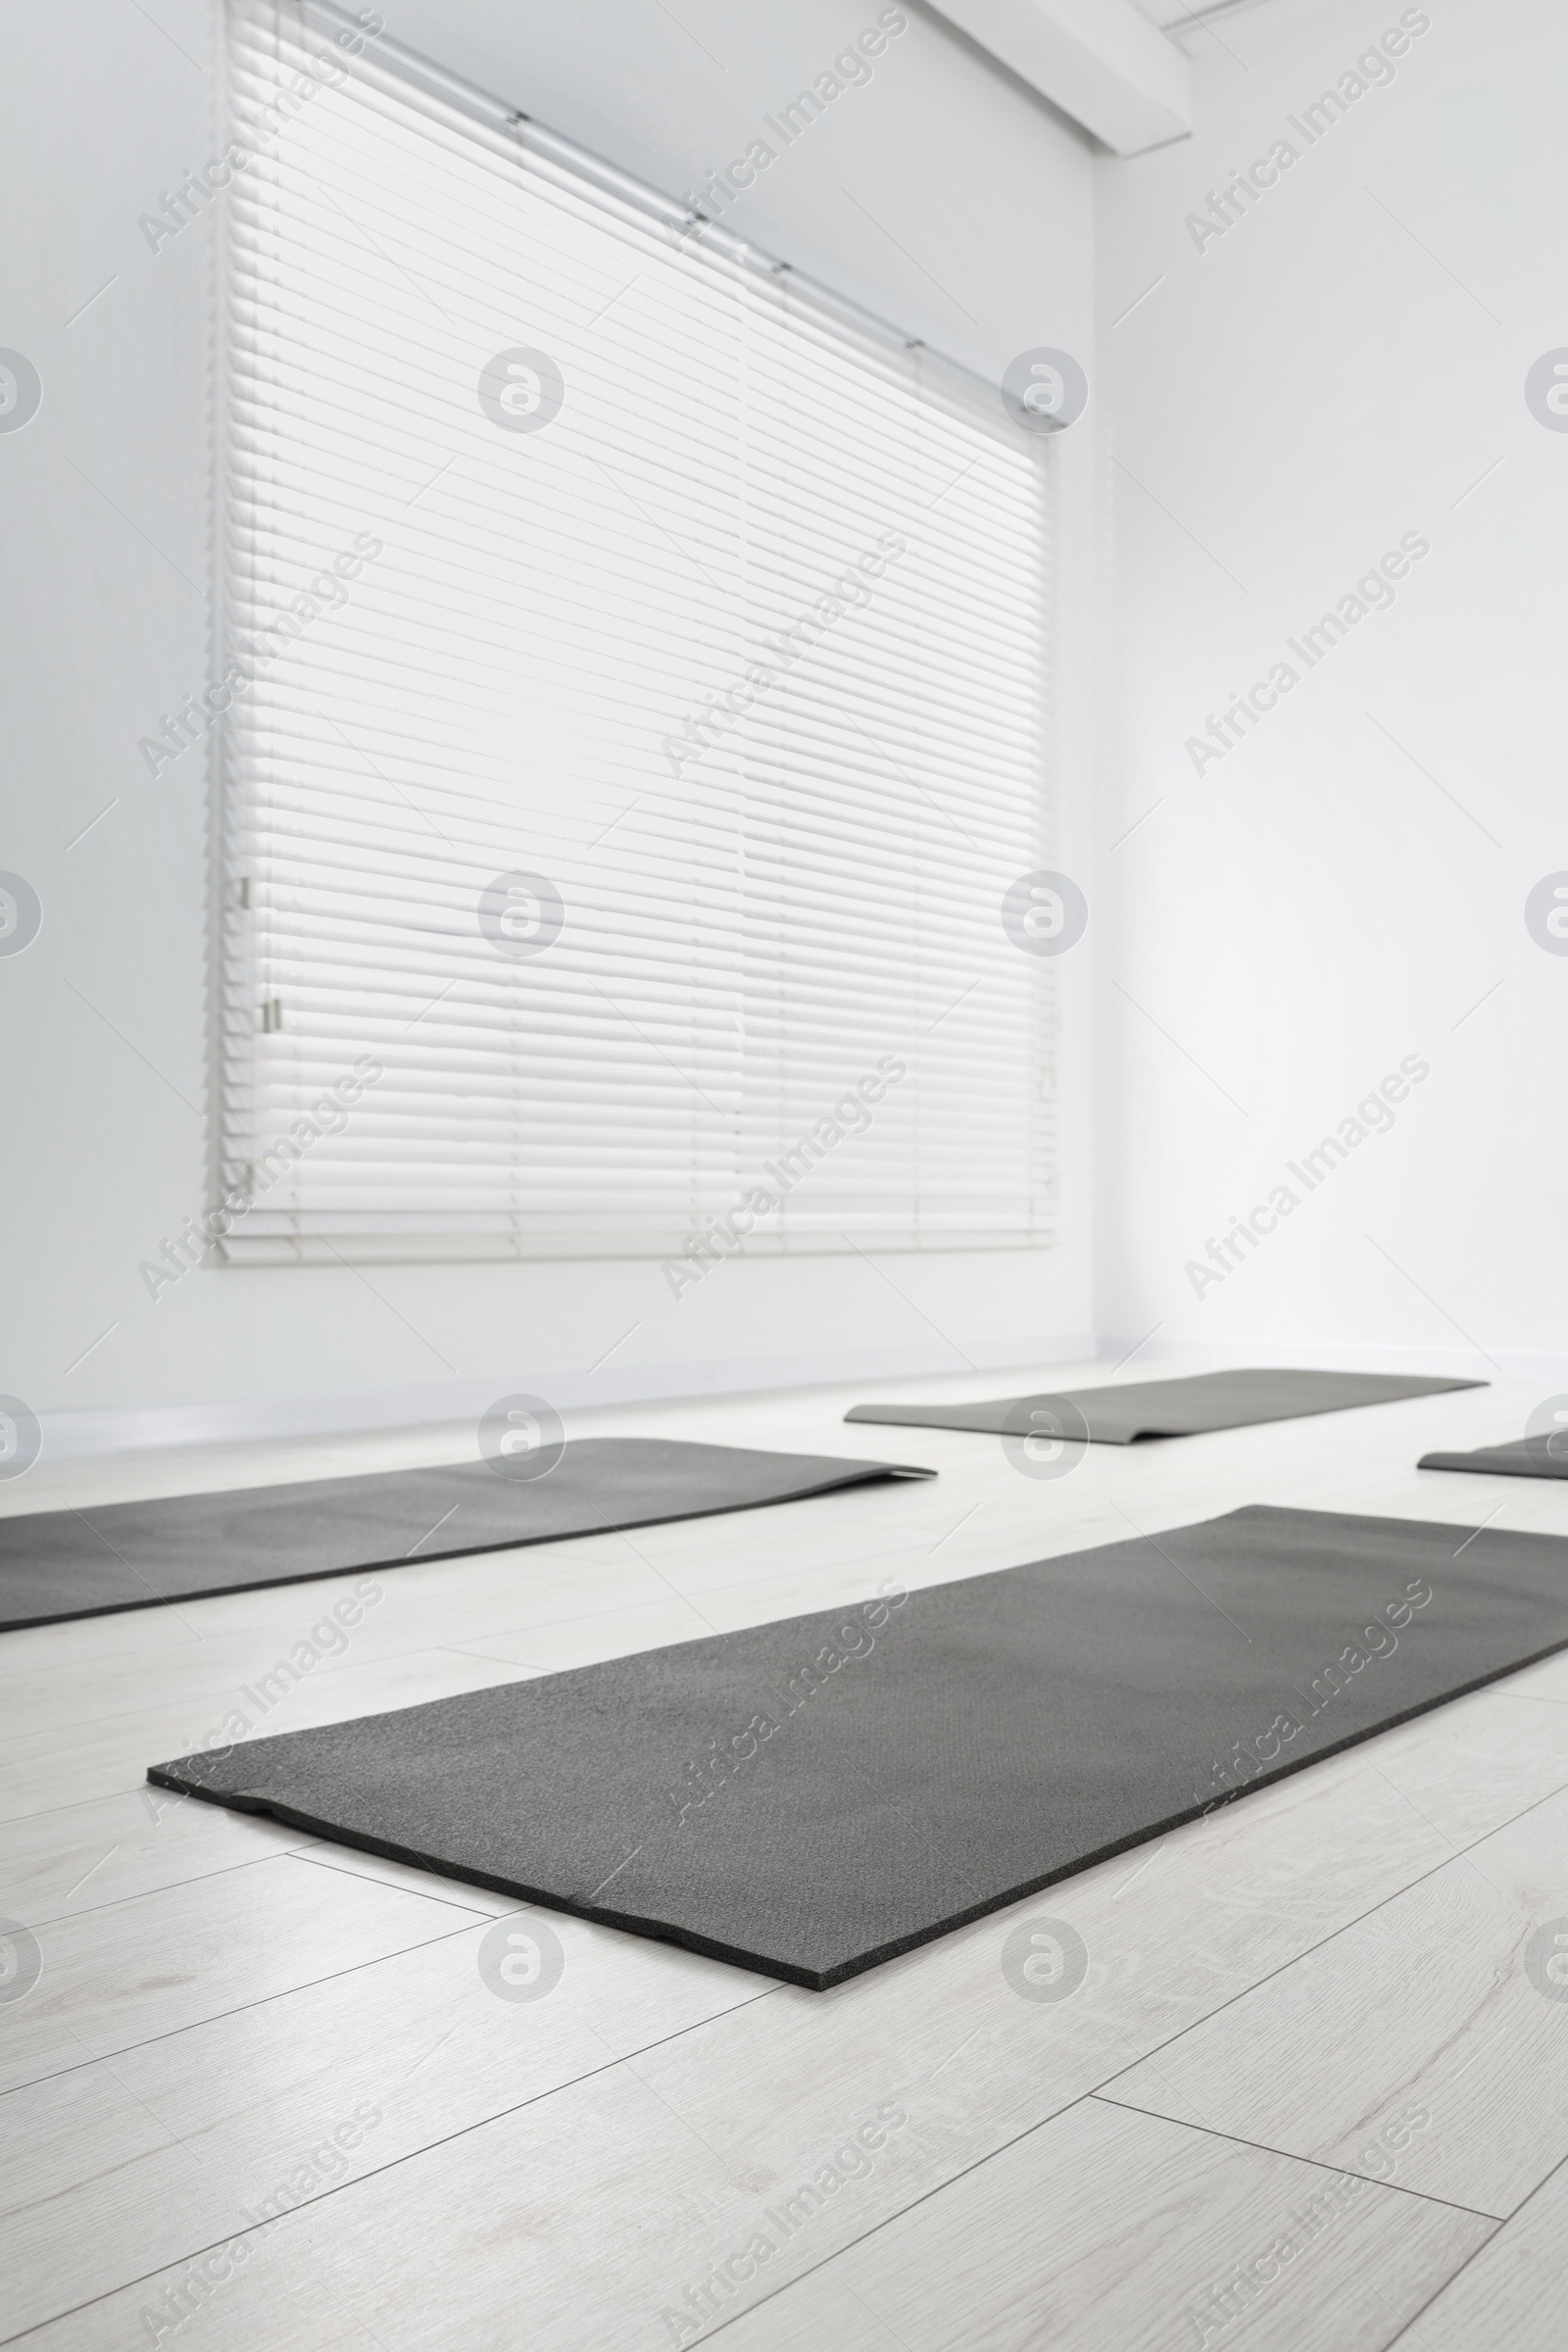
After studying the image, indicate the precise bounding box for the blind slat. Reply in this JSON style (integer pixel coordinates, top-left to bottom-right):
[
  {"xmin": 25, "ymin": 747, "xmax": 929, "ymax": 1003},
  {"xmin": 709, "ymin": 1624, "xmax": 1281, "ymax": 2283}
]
[{"xmin": 221, "ymin": 0, "xmax": 1059, "ymax": 1257}]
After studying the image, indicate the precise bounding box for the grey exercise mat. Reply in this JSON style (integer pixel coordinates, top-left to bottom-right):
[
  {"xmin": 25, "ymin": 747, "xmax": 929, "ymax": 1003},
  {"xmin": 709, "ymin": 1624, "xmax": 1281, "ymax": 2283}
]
[
  {"xmin": 1420, "ymin": 1437, "xmax": 1568, "ymax": 1481},
  {"xmin": 845, "ymin": 1367, "xmax": 1483, "ymax": 1445},
  {"xmin": 0, "ymin": 1441, "xmax": 935, "ymax": 1634},
  {"xmin": 150, "ymin": 1499, "xmax": 1565, "ymax": 1990}
]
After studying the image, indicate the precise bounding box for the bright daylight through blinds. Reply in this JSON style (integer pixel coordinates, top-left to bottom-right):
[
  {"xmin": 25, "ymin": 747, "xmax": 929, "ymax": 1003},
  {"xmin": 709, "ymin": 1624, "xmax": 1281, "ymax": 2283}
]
[{"xmin": 218, "ymin": 0, "xmax": 1060, "ymax": 1262}]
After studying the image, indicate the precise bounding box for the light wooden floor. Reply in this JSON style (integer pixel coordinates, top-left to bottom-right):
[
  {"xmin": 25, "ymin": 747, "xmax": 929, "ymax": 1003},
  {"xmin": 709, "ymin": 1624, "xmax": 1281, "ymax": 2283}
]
[{"xmin": 5, "ymin": 1361, "xmax": 1568, "ymax": 2351}]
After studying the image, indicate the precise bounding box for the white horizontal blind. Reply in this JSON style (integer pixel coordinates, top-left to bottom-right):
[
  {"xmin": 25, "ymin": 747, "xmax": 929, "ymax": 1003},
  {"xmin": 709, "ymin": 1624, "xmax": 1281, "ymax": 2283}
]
[{"xmin": 220, "ymin": 0, "xmax": 1059, "ymax": 1261}]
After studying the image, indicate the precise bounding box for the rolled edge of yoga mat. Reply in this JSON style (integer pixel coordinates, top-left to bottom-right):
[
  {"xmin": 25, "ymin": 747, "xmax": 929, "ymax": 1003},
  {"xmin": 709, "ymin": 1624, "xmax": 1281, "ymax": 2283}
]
[{"xmin": 847, "ymin": 1367, "xmax": 1486, "ymax": 1445}]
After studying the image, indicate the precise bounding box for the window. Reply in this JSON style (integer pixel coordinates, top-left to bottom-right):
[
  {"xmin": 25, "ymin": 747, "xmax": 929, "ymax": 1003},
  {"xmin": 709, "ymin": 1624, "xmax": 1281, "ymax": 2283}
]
[{"xmin": 219, "ymin": 0, "xmax": 1060, "ymax": 1262}]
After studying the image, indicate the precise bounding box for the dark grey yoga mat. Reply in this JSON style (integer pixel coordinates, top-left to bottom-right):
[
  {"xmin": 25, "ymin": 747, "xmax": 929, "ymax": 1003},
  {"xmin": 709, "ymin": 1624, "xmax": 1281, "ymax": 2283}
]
[
  {"xmin": 149, "ymin": 1500, "xmax": 1567, "ymax": 1990},
  {"xmin": 846, "ymin": 1367, "xmax": 1484, "ymax": 1445},
  {"xmin": 0, "ymin": 1442, "xmax": 935, "ymax": 1634},
  {"xmin": 1420, "ymin": 1437, "xmax": 1568, "ymax": 1481}
]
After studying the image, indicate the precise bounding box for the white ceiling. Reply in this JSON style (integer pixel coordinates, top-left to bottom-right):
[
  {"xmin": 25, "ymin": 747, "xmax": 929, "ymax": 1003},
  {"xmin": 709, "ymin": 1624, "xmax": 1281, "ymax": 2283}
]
[{"xmin": 925, "ymin": 0, "xmax": 1191, "ymax": 154}]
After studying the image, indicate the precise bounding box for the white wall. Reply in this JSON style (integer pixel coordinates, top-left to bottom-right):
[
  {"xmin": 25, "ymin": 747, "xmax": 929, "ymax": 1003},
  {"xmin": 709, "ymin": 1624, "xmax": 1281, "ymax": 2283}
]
[
  {"xmin": 1095, "ymin": 0, "xmax": 1568, "ymax": 1384},
  {"xmin": 0, "ymin": 0, "xmax": 1097, "ymax": 1452}
]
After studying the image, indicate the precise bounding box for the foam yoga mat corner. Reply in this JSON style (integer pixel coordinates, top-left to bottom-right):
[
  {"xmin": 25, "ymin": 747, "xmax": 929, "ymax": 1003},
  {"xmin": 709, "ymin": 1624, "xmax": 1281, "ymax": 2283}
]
[
  {"xmin": 149, "ymin": 1502, "xmax": 1568, "ymax": 1990},
  {"xmin": 845, "ymin": 1367, "xmax": 1484, "ymax": 1444},
  {"xmin": 1420, "ymin": 1438, "xmax": 1568, "ymax": 1481},
  {"xmin": 0, "ymin": 1442, "xmax": 936, "ymax": 1633}
]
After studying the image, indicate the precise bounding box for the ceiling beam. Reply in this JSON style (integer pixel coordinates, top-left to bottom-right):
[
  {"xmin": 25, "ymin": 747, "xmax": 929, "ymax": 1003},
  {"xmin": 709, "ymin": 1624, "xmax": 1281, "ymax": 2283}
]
[{"xmin": 928, "ymin": 0, "xmax": 1192, "ymax": 156}]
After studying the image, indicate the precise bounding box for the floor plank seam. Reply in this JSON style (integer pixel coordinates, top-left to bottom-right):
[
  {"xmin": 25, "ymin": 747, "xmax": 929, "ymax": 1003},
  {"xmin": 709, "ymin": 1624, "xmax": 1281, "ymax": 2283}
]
[
  {"xmin": 1087, "ymin": 2092, "xmax": 1508, "ymax": 2224},
  {"xmin": 13, "ymin": 1656, "xmax": 1565, "ymax": 2295},
  {"xmin": 700, "ymin": 1826, "xmax": 1539, "ymax": 2348},
  {"xmin": 526, "ymin": 1817, "xmax": 1535, "ymax": 2352},
  {"xmin": 0, "ymin": 1680, "xmax": 283, "ymax": 1753},
  {"xmin": 14, "ymin": 1844, "xmax": 301, "ymax": 1935},
  {"xmin": 1091, "ymin": 1756, "xmax": 1568, "ymax": 2108},
  {"xmin": 0, "ymin": 1917, "xmax": 485, "ymax": 2100},
  {"xmin": 1383, "ymin": 2139, "xmax": 1568, "ymax": 2349},
  {"xmin": 686, "ymin": 2090, "xmax": 1108, "ymax": 2352},
  {"xmin": 0, "ymin": 1621, "xmax": 542, "ymax": 1751},
  {"xmin": 0, "ymin": 1981, "xmax": 784, "ymax": 2350},
  {"xmin": 11, "ymin": 1407, "xmax": 1568, "ymax": 2344},
  {"xmin": 0, "ymin": 1787, "xmax": 180, "ymax": 1838},
  {"xmin": 0, "ymin": 1538, "xmax": 944, "ymax": 1765},
  {"xmin": 283, "ymin": 1846, "xmax": 506, "ymax": 1916},
  {"xmin": 438, "ymin": 1585, "xmax": 744, "ymax": 1655}
]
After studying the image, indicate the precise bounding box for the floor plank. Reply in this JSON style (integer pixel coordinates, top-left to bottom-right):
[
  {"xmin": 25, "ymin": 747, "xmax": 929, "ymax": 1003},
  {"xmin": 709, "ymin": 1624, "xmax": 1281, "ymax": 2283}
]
[
  {"xmin": 0, "ymin": 1906, "xmax": 767, "ymax": 2339},
  {"xmin": 6, "ymin": 1362, "xmax": 1568, "ymax": 2348},
  {"xmin": 0, "ymin": 1853, "xmax": 481, "ymax": 2096},
  {"xmin": 1101, "ymin": 1779, "xmax": 1568, "ymax": 2221},
  {"xmin": 8, "ymin": 1692, "xmax": 1548, "ymax": 2344},
  {"xmin": 0, "ymin": 1785, "xmax": 301, "ymax": 1926},
  {"xmin": 712, "ymin": 2095, "xmax": 1494, "ymax": 2352},
  {"xmin": 1387, "ymin": 2158, "xmax": 1568, "ymax": 2350},
  {"xmin": 0, "ymin": 1647, "xmax": 531, "ymax": 1825}
]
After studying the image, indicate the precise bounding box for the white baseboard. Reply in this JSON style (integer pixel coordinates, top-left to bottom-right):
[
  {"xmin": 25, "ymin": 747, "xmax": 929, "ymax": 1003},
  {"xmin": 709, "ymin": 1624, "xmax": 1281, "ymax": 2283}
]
[
  {"xmin": 31, "ymin": 1326, "xmax": 1557, "ymax": 1468},
  {"xmin": 1095, "ymin": 1331, "xmax": 1564, "ymax": 1388},
  {"xmin": 30, "ymin": 1333, "xmax": 1101, "ymax": 1464}
]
